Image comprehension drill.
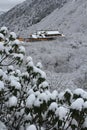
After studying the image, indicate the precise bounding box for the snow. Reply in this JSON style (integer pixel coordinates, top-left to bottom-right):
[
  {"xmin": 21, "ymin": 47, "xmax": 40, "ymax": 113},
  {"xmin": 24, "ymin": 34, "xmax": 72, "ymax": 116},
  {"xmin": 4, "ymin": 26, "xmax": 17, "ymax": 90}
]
[
  {"xmin": 55, "ymin": 106, "xmax": 68, "ymax": 120},
  {"xmin": 19, "ymin": 46, "xmax": 25, "ymax": 54},
  {"xmin": 10, "ymin": 80, "xmax": 21, "ymax": 90},
  {"xmin": 51, "ymin": 90, "xmax": 58, "ymax": 100},
  {"xmin": 27, "ymin": 61, "xmax": 34, "ymax": 68},
  {"xmin": 10, "ymin": 32, "xmax": 17, "ymax": 39},
  {"xmin": 31, "ymin": 34, "xmax": 38, "ymax": 39},
  {"xmin": 71, "ymin": 119, "xmax": 78, "ymax": 127},
  {"xmin": 46, "ymin": 31, "xmax": 60, "ymax": 35},
  {"xmin": 49, "ymin": 102, "xmax": 58, "ymax": 112},
  {"xmin": 0, "ymin": 69, "xmax": 4, "ymax": 77},
  {"xmin": 39, "ymin": 92, "xmax": 48, "ymax": 102},
  {"xmin": 73, "ymin": 88, "xmax": 85, "ymax": 97},
  {"xmin": 39, "ymin": 81, "xmax": 48, "ymax": 89},
  {"xmin": 36, "ymin": 62, "xmax": 43, "ymax": 69},
  {"xmin": 8, "ymin": 96, "xmax": 17, "ymax": 107},
  {"xmin": 82, "ymin": 117, "xmax": 87, "ymax": 128},
  {"xmin": 13, "ymin": 53, "xmax": 24, "ymax": 60},
  {"xmin": 26, "ymin": 125, "xmax": 36, "ymax": 130},
  {"xmin": 26, "ymin": 56, "xmax": 33, "ymax": 63},
  {"xmin": 0, "ymin": 81, "xmax": 4, "ymax": 91},
  {"xmin": 0, "ymin": 26, "xmax": 8, "ymax": 34},
  {"xmin": 83, "ymin": 101, "xmax": 87, "ymax": 109},
  {"xmin": 58, "ymin": 92, "xmax": 64, "ymax": 101},
  {"xmin": 8, "ymin": 65, "xmax": 14, "ymax": 71},
  {"xmin": 71, "ymin": 98, "xmax": 84, "ymax": 111},
  {"xmin": 0, "ymin": 33, "xmax": 4, "ymax": 39},
  {"xmin": 0, "ymin": 42, "xmax": 4, "ymax": 51},
  {"xmin": 26, "ymin": 94, "xmax": 36, "ymax": 108},
  {"xmin": 0, "ymin": 121, "xmax": 7, "ymax": 130},
  {"xmin": 34, "ymin": 66, "xmax": 46, "ymax": 79}
]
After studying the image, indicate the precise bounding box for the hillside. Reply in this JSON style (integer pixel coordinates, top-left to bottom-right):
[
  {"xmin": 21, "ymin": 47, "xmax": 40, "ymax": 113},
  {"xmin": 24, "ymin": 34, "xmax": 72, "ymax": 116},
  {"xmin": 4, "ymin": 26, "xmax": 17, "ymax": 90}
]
[
  {"xmin": 0, "ymin": 0, "xmax": 67, "ymax": 32},
  {"xmin": 23, "ymin": 0, "xmax": 87, "ymax": 91}
]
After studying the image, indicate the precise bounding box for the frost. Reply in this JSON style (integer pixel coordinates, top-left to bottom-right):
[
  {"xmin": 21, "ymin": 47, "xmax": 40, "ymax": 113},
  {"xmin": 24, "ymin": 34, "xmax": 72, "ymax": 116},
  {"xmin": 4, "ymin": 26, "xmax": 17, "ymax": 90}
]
[
  {"xmin": 0, "ymin": 81, "xmax": 4, "ymax": 91},
  {"xmin": 26, "ymin": 125, "xmax": 36, "ymax": 130},
  {"xmin": 8, "ymin": 96, "xmax": 17, "ymax": 107},
  {"xmin": 71, "ymin": 98, "xmax": 84, "ymax": 111}
]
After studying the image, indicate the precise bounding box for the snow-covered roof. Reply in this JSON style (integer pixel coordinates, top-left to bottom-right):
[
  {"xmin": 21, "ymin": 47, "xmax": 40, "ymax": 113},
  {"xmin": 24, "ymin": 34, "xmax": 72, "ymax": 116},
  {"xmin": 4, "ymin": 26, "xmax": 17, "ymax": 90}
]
[
  {"xmin": 31, "ymin": 30, "xmax": 61, "ymax": 39},
  {"xmin": 46, "ymin": 31, "xmax": 61, "ymax": 35}
]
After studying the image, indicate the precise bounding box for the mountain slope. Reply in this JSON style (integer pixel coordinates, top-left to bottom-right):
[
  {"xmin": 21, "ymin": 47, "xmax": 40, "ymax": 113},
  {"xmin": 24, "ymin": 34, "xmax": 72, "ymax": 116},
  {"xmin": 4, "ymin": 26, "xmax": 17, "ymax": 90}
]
[
  {"xmin": 23, "ymin": 0, "xmax": 87, "ymax": 90},
  {"xmin": 0, "ymin": 0, "xmax": 67, "ymax": 32},
  {"xmin": 25, "ymin": 0, "xmax": 87, "ymax": 36}
]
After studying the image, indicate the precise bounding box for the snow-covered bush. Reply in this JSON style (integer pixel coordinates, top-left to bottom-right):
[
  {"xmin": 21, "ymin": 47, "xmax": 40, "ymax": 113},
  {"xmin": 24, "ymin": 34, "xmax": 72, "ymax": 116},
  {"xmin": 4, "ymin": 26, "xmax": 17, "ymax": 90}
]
[{"xmin": 0, "ymin": 27, "xmax": 87, "ymax": 130}]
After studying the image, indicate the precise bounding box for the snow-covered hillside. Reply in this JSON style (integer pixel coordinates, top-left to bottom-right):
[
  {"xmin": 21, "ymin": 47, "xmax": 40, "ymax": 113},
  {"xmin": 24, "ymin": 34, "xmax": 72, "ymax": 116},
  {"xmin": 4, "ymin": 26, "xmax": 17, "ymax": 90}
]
[
  {"xmin": 0, "ymin": 0, "xmax": 67, "ymax": 32},
  {"xmin": 23, "ymin": 0, "xmax": 87, "ymax": 91}
]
